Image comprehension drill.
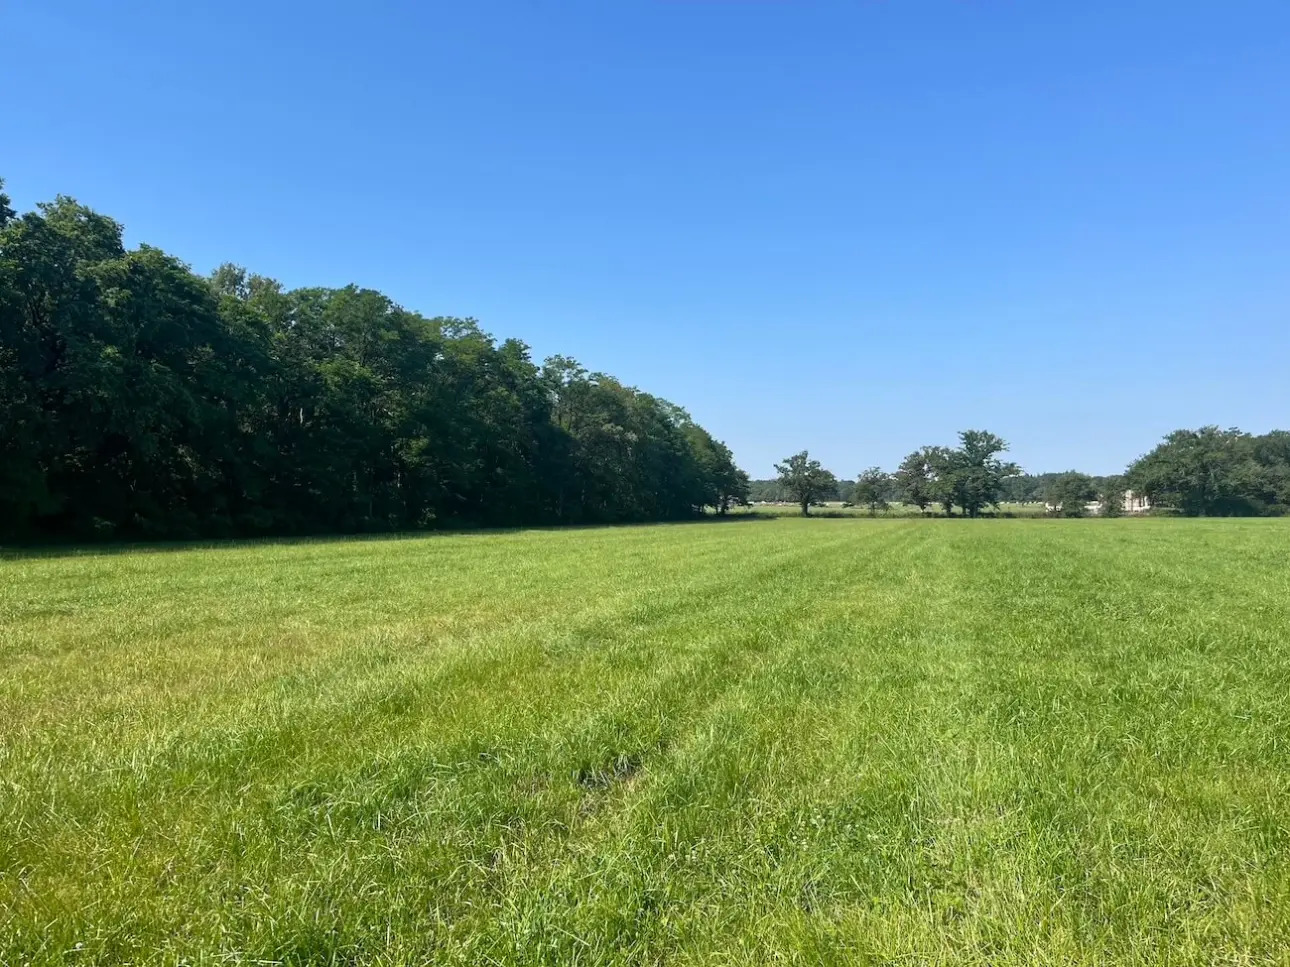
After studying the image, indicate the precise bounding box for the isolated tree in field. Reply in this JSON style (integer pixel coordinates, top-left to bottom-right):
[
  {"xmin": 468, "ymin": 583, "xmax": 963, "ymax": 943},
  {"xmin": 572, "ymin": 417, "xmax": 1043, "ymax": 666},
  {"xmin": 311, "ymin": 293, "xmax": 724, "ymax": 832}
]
[
  {"xmin": 853, "ymin": 466, "xmax": 891, "ymax": 515},
  {"xmin": 1045, "ymin": 472, "xmax": 1098, "ymax": 517},
  {"xmin": 894, "ymin": 448, "xmax": 938, "ymax": 512},
  {"xmin": 946, "ymin": 430, "xmax": 1020, "ymax": 517},
  {"xmin": 774, "ymin": 451, "xmax": 837, "ymax": 516}
]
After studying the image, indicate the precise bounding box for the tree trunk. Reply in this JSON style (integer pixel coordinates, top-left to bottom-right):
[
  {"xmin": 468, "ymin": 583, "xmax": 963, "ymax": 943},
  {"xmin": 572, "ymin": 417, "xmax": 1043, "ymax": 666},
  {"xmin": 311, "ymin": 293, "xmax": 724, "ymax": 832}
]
[{"xmin": 801, "ymin": 499, "xmax": 810, "ymax": 516}]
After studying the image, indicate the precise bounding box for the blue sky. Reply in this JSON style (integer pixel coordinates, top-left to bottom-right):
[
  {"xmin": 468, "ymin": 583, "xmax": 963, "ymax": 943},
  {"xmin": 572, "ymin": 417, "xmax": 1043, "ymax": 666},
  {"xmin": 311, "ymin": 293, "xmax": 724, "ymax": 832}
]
[{"xmin": 6, "ymin": 1, "xmax": 1288, "ymax": 477}]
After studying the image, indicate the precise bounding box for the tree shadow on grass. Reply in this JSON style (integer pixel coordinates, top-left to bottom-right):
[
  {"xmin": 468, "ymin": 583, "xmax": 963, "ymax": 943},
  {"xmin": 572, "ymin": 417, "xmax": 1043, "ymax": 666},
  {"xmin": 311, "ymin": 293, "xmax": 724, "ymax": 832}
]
[{"xmin": 0, "ymin": 511, "xmax": 779, "ymax": 561}]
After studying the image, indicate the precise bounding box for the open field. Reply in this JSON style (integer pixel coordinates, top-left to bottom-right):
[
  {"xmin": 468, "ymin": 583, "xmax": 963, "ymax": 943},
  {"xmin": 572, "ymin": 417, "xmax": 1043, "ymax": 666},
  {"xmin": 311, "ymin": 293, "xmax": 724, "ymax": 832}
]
[{"xmin": 3, "ymin": 519, "xmax": 1290, "ymax": 965}]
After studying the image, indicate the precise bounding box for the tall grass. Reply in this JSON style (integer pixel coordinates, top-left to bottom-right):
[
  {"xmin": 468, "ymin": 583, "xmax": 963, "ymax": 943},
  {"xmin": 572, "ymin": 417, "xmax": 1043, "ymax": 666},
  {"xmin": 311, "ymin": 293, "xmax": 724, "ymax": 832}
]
[{"xmin": 3, "ymin": 519, "xmax": 1289, "ymax": 964}]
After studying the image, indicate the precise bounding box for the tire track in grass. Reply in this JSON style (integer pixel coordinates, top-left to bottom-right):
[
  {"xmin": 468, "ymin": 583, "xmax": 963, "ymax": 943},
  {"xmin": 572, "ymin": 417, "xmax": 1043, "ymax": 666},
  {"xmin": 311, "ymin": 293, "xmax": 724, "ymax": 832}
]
[
  {"xmin": 616, "ymin": 524, "xmax": 950, "ymax": 966},
  {"xmin": 0, "ymin": 523, "xmax": 762, "ymax": 779},
  {"xmin": 225, "ymin": 528, "xmax": 885, "ymax": 963},
  {"xmin": 446, "ymin": 521, "xmax": 1286, "ymax": 965},
  {"xmin": 449, "ymin": 524, "xmax": 931, "ymax": 965}
]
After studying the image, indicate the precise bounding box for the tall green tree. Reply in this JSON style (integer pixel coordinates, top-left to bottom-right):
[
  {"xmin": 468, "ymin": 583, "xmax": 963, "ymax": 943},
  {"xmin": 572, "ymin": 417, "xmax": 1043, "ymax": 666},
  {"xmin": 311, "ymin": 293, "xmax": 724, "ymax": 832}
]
[
  {"xmin": 774, "ymin": 451, "xmax": 837, "ymax": 516},
  {"xmin": 853, "ymin": 466, "xmax": 891, "ymax": 515},
  {"xmin": 685, "ymin": 426, "xmax": 749, "ymax": 514},
  {"xmin": 1099, "ymin": 475, "xmax": 1126, "ymax": 517},
  {"xmin": 1045, "ymin": 472, "xmax": 1098, "ymax": 517},
  {"xmin": 945, "ymin": 430, "xmax": 1020, "ymax": 517},
  {"xmin": 925, "ymin": 446, "xmax": 960, "ymax": 516},
  {"xmin": 1127, "ymin": 427, "xmax": 1262, "ymax": 516},
  {"xmin": 894, "ymin": 448, "xmax": 937, "ymax": 513},
  {"xmin": 1250, "ymin": 431, "xmax": 1290, "ymax": 508}
]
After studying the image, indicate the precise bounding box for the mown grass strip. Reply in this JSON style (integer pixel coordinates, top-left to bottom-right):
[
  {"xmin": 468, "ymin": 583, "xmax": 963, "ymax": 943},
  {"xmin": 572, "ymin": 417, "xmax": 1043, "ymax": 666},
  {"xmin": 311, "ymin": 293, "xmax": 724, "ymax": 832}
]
[{"xmin": 2, "ymin": 519, "xmax": 1289, "ymax": 964}]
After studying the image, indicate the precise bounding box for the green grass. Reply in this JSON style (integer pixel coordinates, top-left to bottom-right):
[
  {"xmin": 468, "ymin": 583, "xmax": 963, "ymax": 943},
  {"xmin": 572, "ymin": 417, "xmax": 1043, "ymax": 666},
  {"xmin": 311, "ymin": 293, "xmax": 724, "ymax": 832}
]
[{"xmin": 3, "ymin": 519, "xmax": 1290, "ymax": 965}]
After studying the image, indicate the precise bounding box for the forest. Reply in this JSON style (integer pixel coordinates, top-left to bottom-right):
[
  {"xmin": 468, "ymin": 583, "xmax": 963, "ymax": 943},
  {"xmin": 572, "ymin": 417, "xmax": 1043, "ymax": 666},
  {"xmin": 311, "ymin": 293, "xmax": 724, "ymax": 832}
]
[
  {"xmin": 0, "ymin": 183, "xmax": 747, "ymax": 540},
  {"xmin": 4, "ymin": 181, "xmax": 1287, "ymax": 542}
]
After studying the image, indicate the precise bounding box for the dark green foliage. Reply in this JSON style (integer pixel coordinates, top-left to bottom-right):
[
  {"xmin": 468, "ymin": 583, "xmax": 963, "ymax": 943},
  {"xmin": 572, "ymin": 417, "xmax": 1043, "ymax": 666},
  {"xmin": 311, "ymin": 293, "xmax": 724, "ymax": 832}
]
[
  {"xmin": 1000, "ymin": 473, "xmax": 1116, "ymax": 504},
  {"xmin": 853, "ymin": 466, "xmax": 891, "ymax": 515},
  {"xmin": 773, "ymin": 451, "xmax": 837, "ymax": 516},
  {"xmin": 1099, "ymin": 475, "xmax": 1126, "ymax": 517},
  {"xmin": 1045, "ymin": 472, "xmax": 1098, "ymax": 517},
  {"xmin": 895, "ymin": 432, "xmax": 1019, "ymax": 517},
  {"xmin": 894, "ymin": 448, "xmax": 937, "ymax": 512},
  {"xmin": 991, "ymin": 431, "xmax": 1290, "ymax": 519},
  {"xmin": 947, "ymin": 430, "xmax": 1021, "ymax": 517},
  {"xmin": 746, "ymin": 479, "xmax": 783, "ymax": 503},
  {"xmin": 0, "ymin": 186, "xmax": 745, "ymax": 540},
  {"xmin": 685, "ymin": 424, "xmax": 749, "ymax": 514},
  {"xmin": 1251, "ymin": 431, "xmax": 1290, "ymax": 508},
  {"xmin": 749, "ymin": 477, "xmax": 841, "ymax": 504},
  {"xmin": 925, "ymin": 446, "xmax": 960, "ymax": 515},
  {"xmin": 1127, "ymin": 426, "xmax": 1290, "ymax": 517}
]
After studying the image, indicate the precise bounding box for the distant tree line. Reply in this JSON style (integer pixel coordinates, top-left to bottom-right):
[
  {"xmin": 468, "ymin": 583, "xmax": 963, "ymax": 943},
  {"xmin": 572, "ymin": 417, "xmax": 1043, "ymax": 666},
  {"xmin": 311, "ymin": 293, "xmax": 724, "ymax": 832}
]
[
  {"xmin": 999, "ymin": 472, "xmax": 1119, "ymax": 504},
  {"xmin": 0, "ymin": 182, "xmax": 750, "ymax": 541},
  {"xmin": 748, "ymin": 474, "xmax": 903, "ymax": 508},
  {"xmin": 768, "ymin": 431, "xmax": 1022, "ymax": 517},
  {"xmin": 1127, "ymin": 426, "xmax": 1290, "ymax": 517},
  {"xmin": 769, "ymin": 426, "xmax": 1290, "ymax": 518},
  {"xmin": 1035, "ymin": 430, "xmax": 1290, "ymax": 518},
  {"xmin": 749, "ymin": 476, "xmax": 870, "ymax": 506}
]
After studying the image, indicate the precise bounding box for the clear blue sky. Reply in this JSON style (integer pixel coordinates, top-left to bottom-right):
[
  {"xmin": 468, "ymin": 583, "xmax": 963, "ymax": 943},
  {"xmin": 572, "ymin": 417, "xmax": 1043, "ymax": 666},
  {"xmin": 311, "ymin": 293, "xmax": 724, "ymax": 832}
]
[{"xmin": 6, "ymin": 1, "xmax": 1288, "ymax": 477}]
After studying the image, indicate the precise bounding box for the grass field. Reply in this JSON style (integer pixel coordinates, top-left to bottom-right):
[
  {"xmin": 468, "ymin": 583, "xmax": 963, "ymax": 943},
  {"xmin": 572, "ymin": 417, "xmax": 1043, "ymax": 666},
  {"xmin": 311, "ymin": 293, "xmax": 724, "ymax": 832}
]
[{"xmin": 3, "ymin": 519, "xmax": 1290, "ymax": 965}]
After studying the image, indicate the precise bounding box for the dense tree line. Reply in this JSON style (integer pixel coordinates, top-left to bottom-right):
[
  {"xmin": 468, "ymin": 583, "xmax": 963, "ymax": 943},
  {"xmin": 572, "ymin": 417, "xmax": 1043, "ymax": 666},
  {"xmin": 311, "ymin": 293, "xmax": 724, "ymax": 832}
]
[
  {"xmin": 989, "ymin": 429, "xmax": 1290, "ymax": 518},
  {"xmin": 1040, "ymin": 472, "xmax": 1124, "ymax": 518},
  {"xmin": 999, "ymin": 472, "xmax": 1117, "ymax": 504},
  {"xmin": 1126, "ymin": 426, "xmax": 1290, "ymax": 516},
  {"xmin": 999, "ymin": 430, "xmax": 1290, "ymax": 519},
  {"xmin": 0, "ymin": 183, "xmax": 749, "ymax": 540},
  {"xmin": 1020, "ymin": 430, "xmax": 1290, "ymax": 518}
]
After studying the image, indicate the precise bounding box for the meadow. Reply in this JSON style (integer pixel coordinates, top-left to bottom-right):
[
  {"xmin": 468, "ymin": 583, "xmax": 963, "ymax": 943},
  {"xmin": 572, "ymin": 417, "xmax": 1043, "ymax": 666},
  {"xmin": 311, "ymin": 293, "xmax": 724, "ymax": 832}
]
[{"xmin": 3, "ymin": 518, "xmax": 1289, "ymax": 965}]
